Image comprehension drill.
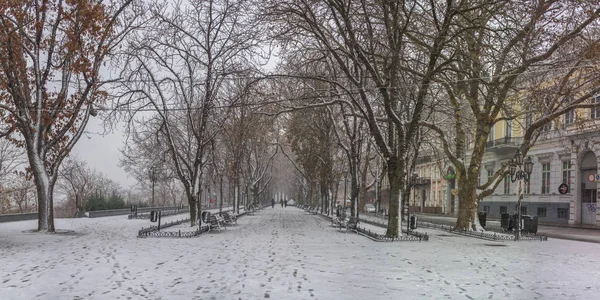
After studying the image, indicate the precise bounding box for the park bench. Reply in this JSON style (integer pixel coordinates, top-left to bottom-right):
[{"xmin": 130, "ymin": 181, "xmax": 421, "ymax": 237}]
[
  {"xmin": 201, "ymin": 211, "xmax": 226, "ymax": 232},
  {"xmin": 340, "ymin": 216, "xmax": 359, "ymax": 233},
  {"xmin": 207, "ymin": 214, "xmax": 226, "ymax": 232},
  {"xmin": 220, "ymin": 211, "xmax": 237, "ymax": 224},
  {"xmin": 332, "ymin": 212, "xmax": 347, "ymax": 228}
]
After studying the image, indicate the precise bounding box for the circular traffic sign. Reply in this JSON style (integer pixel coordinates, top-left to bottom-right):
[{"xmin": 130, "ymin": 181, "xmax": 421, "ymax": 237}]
[
  {"xmin": 588, "ymin": 174, "xmax": 595, "ymax": 182},
  {"xmin": 558, "ymin": 183, "xmax": 569, "ymax": 195}
]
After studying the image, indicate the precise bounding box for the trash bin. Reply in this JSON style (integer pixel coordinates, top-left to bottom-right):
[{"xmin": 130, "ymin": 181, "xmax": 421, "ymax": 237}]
[
  {"xmin": 201, "ymin": 211, "xmax": 211, "ymax": 223},
  {"xmin": 478, "ymin": 212, "xmax": 487, "ymax": 228},
  {"xmin": 500, "ymin": 213, "xmax": 510, "ymax": 231},
  {"xmin": 410, "ymin": 215, "xmax": 417, "ymax": 230},
  {"xmin": 522, "ymin": 215, "xmax": 539, "ymax": 234}
]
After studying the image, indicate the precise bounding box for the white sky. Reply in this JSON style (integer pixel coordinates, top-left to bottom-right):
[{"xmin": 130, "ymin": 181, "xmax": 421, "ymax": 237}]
[
  {"xmin": 71, "ymin": 117, "xmax": 136, "ymax": 188},
  {"xmin": 68, "ymin": 49, "xmax": 282, "ymax": 192},
  {"xmin": 1, "ymin": 207, "xmax": 598, "ymax": 299}
]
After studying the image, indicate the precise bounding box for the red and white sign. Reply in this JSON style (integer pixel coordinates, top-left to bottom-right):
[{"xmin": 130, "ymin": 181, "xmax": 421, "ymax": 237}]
[{"xmin": 588, "ymin": 174, "xmax": 595, "ymax": 182}]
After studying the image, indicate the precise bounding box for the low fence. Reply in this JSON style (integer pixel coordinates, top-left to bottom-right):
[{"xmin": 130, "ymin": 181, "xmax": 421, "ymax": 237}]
[
  {"xmin": 0, "ymin": 212, "xmax": 38, "ymax": 223},
  {"xmin": 89, "ymin": 206, "xmax": 186, "ymax": 218},
  {"xmin": 325, "ymin": 214, "xmax": 429, "ymax": 242},
  {"xmin": 137, "ymin": 209, "xmax": 247, "ymax": 238},
  {"xmin": 138, "ymin": 217, "xmax": 198, "ymax": 237},
  {"xmin": 355, "ymin": 226, "xmax": 428, "ymax": 242},
  {"xmin": 358, "ymin": 216, "xmax": 429, "ymax": 241},
  {"xmin": 128, "ymin": 208, "xmax": 189, "ymax": 220},
  {"xmin": 416, "ymin": 221, "xmax": 548, "ymax": 241}
]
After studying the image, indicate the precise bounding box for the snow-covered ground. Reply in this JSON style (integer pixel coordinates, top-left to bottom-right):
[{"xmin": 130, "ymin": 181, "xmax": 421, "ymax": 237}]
[{"xmin": 1, "ymin": 207, "xmax": 599, "ymax": 300}]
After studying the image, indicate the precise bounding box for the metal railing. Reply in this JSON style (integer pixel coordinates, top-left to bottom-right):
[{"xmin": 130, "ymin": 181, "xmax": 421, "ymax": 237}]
[
  {"xmin": 138, "ymin": 217, "xmax": 193, "ymax": 237},
  {"xmin": 416, "ymin": 221, "xmax": 548, "ymax": 241},
  {"xmin": 128, "ymin": 209, "xmax": 188, "ymax": 220}
]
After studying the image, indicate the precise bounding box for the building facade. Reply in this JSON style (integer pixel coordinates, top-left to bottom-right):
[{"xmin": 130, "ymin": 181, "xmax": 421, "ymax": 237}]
[{"xmin": 409, "ymin": 93, "xmax": 600, "ymax": 227}]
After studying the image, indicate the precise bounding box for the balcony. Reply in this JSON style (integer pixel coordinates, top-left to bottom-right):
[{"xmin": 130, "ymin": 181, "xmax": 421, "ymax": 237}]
[
  {"xmin": 485, "ymin": 137, "xmax": 522, "ymax": 154},
  {"xmin": 414, "ymin": 177, "xmax": 431, "ymax": 187}
]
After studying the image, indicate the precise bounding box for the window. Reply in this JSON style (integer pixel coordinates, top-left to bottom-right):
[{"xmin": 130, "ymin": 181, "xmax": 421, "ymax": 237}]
[
  {"xmin": 504, "ymin": 175, "xmax": 511, "ymax": 194},
  {"xmin": 487, "ymin": 169, "xmax": 494, "ymax": 182},
  {"xmin": 565, "ymin": 110, "xmax": 574, "ymax": 126},
  {"xmin": 541, "ymin": 163, "xmax": 550, "ymax": 194},
  {"xmin": 500, "ymin": 206, "xmax": 508, "ymax": 214},
  {"xmin": 537, "ymin": 207, "xmax": 547, "ymax": 217},
  {"xmin": 524, "ymin": 179, "xmax": 531, "ymax": 194},
  {"xmin": 521, "ymin": 206, "xmax": 528, "ymax": 215},
  {"xmin": 562, "ymin": 161, "xmax": 572, "ymax": 185},
  {"xmin": 506, "ymin": 120, "xmax": 512, "ymax": 137},
  {"xmin": 488, "ymin": 125, "xmax": 494, "ymax": 141},
  {"xmin": 525, "ymin": 113, "xmax": 533, "ymax": 128},
  {"xmin": 542, "ymin": 122, "xmax": 551, "ymax": 132},
  {"xmin": 591, "ymin": 94, "xmax": 600, "ymax": 119},
  {"xmin": 483, "ymin": 206, "xmax": 490, "ymax": 214},
  {"xmin": 557, "ymin": 208, "xmax": 569, "ymax": 219}
]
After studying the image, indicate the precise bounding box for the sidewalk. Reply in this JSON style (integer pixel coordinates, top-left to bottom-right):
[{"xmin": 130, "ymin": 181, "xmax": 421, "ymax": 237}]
[
  {"xmin": 414, "ymin": 213, "xmax": 600, "ymax": 244},
  {"xmin": 362, "ymin": 212, "xmax": 600, "ymax": 243}
]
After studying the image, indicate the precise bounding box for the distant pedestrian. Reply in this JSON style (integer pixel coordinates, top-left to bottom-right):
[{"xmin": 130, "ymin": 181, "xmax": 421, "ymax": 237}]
[
  {"xmin": 284, "ymin": 200, "xmax": 287, "ymax": 208},
  {"xmin": 280, "ymin": 199, "xmax": 283, "ymax": 207},
  {"xmin": 271, "ymin": 198, "xmax": 275, "ymax": 208}
]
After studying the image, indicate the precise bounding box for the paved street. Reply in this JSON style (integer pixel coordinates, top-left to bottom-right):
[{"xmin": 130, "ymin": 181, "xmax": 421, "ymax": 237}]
[{"xmin": 2, "ymin": 207, "xmax": 600, "ymax": 300}]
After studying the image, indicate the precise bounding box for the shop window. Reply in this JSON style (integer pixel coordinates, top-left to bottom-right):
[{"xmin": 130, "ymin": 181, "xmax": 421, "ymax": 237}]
[
  {"xmin": 557, "ymin": 208, "xmax": 569, "ymax": 219},
  {"xmin": 537, "ymin": 207, "xmax": 547, "ymax": 217}
]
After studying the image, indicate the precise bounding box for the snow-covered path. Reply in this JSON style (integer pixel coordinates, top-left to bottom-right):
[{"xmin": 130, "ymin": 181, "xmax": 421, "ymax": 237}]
[{"xmin": 1, "ymin": 207, "xmax": 599, "ymax": 300}]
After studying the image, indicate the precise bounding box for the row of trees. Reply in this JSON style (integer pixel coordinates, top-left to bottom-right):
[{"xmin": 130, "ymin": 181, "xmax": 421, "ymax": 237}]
[
  {"xmin": 1, "ymin": 0, "xmax": 599, "ymax": 237},
  {"xmin": 261, "ymin": 0, "xmax": 600, "ymax": 235},
  {"xmin": 0, "ymin": 140, "xmax": 161, "ymax": 216}
]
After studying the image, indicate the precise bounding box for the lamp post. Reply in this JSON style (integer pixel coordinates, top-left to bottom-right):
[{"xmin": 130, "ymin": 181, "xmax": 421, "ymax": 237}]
[
  {"xmin": 407, "ymin": 172, "xmax": 418, "ymax": 235},
  {"xmin": 509, "ymin": 150, "xmax": 534, "ymax": 240},
  {"xmin": 149, "ymin": 166, "xmax": 157, "ymax": 207}
]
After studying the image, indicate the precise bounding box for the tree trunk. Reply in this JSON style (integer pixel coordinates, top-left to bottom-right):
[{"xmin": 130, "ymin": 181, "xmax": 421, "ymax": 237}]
[
  {"xmin": 189, "ymin": 195, "xmax": 197, "ymax": 226},
  {"xmin": 35, "ymin": 173, "xmax": 55, "ymax": 232},
  {"xmin": 385, "ymin": 157, "xmax": 402, "ymax": 237},
  {"xmin": 350, "ymin": 167, "xmax": 359, "ymax": 217},
  {"xmin": 454, "ymin": 180, "xmax": 480, "ymax": 231}
]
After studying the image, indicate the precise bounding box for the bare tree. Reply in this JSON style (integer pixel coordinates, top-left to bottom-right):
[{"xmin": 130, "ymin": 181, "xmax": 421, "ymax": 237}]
[
  {"xmin": 57, "ymin": 158, "xmax": 95, "ymax": 214},
  {"xmin": 265, "ymin": 0, "xmax": 457, "ymax": 237},
  {"xmin": 420, "ymin": 0, "xmax": 600, "ymax": 231},
  {"xmin": 10, "ymin": 177, "xmax": 36, "ymax": 213},
  {"xmin": 0, "ymin": 139, "xmax": 25, "ymax": 182},
  {"xmin": 0, "ymin": 0, "xmax": 137, "ymax": 231},
  {"xmin": 115, "ymin": 0, "xmax": 264, "ymax": 225}
]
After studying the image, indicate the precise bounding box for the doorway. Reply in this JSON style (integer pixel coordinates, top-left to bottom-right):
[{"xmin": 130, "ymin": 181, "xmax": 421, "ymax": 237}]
[{"xmin": 580, "ymin": 151, "xmax": 598, "ymax": 225}]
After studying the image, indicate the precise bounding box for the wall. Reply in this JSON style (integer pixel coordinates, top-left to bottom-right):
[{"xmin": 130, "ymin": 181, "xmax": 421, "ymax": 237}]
[
  {"xmin": 0, "ymin": 212, "xmax": 38, "ymax": 223},
  {"xmin": 0, "ymin": 206, "xmax": 188, "ymax": 222}
]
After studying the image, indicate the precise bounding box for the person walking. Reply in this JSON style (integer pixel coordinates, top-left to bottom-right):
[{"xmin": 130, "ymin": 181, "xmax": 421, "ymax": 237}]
[
  {"xmin": 271, "ymin": 198, "xmax": 275, "ymax": 208},
  {"xmin": 280, "ymin": 199, "xmax": 283, "ymax": 207}
]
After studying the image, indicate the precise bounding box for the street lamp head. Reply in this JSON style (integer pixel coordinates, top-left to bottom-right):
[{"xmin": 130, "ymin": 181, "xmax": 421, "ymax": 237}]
[
  {"xmin": 509, "ymin": 159, "xmax": 517, "ymax": 176},
  {"xmin": 412, "ymin": 172, "xmax": 418, "ymax": 181},
  {"xmin": 524, "ymin": 156, "xmax": 534, "ymax": 175},
  {"xmin": 514, "ymin": 149, "xmax": 524, "ymax": 166}
]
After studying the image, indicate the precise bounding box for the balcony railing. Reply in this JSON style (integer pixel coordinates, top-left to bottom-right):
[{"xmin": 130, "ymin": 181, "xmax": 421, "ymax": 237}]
[{"xmin": 486, "ymin": 136, "xmax": 523, "ymax": 149}]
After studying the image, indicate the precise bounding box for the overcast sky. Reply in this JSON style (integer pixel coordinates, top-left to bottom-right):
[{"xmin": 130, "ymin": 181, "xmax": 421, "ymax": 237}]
[{"xmin": 71, "ymin": 117, "xmax": 136, "ymax": 189}]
